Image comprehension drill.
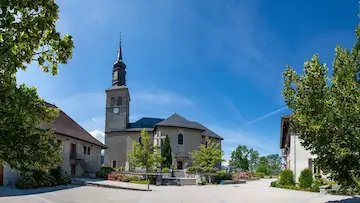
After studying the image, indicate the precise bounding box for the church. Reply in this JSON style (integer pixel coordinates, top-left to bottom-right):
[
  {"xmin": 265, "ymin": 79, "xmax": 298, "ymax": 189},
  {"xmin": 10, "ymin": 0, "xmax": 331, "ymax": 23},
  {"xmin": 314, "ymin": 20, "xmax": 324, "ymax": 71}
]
[{"xmin": 104, "ymin": 41, "xmax": 223, "ymax": 170}]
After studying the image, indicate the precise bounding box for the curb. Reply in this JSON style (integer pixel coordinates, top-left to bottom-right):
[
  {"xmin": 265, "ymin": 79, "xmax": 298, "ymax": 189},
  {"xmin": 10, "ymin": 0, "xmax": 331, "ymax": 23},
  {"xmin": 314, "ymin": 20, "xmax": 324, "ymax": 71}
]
[{"xmin": 71, "ymin": 180, "xmax": 151, "ymax": 192}]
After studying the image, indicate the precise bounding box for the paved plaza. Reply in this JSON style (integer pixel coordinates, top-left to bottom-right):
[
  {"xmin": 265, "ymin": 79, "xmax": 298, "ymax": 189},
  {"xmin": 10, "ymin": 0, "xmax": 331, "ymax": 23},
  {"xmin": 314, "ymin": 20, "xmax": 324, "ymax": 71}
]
[{"xmin": 0, "ymin": 179, "xmax": 358, "ymax": 203}]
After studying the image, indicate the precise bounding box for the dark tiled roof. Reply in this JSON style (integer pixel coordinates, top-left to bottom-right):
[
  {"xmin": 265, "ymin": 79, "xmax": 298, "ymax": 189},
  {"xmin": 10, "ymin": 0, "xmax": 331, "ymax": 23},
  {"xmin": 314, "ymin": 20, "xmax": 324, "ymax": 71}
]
[
  {"xmin": 128, "ymin": 117, "xmax": 164, "ymax": 129},
  {"xmin": 155, "ymin": 114, "xmax": 204, "ymax": 130},
  {"xmin": 199, "ymin": 123, "xmax": 223, "ymax": 140},
  {"xmin": 46, "ymin": 103, "xmax": 107, "ymax": 149}
]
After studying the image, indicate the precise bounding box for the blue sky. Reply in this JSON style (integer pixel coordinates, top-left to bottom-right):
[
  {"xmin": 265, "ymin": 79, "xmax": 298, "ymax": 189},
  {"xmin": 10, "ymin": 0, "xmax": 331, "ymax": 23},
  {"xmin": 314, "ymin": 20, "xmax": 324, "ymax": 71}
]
[{"xmin": 17, "ymin": 0, "xmax": 358, "ymax": 163}]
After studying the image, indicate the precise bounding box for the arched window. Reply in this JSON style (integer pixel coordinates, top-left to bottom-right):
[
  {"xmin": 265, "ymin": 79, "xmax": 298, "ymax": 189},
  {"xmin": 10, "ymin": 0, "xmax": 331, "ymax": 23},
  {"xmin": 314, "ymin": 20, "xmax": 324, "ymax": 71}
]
[
  {"xmin": 110, "ymin": 97, "xmax": 115, "ymax": 107},
  {"xmin": 117, "ymin": 97, "xmax": 123, "ymax": 106},
  {"xmin": 178, "ymin": 134, "xmax": 184, "ymax": 145}
]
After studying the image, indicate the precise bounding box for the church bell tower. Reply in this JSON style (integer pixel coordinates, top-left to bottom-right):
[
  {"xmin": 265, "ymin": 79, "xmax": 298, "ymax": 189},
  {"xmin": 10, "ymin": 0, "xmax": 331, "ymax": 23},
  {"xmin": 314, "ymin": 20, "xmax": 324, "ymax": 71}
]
[{"xmin": 105, "ymin": 36, "xmax": 130, "ymax": 132}]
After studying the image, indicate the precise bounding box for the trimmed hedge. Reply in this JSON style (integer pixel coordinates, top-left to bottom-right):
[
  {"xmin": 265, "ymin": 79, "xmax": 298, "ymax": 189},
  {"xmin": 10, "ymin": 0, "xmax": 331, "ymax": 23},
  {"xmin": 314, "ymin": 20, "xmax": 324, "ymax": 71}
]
[
  {"xmin": 299, "ymin": 169, "xmax": 313, "ymax": 188},
  {"xmin": 16, "ymin": 169, "xmax": 71, "ymax": 189},
  {"xmin": 162, "ymin": 167, "xmax": 170, "ymax": 173},
  {"xmin": 278, "ymin": 169, "xmax": 295, "ymax": 186},
  {"xmin": 214, "ymin": 171, "xmax": 232, "ymax": 184}
]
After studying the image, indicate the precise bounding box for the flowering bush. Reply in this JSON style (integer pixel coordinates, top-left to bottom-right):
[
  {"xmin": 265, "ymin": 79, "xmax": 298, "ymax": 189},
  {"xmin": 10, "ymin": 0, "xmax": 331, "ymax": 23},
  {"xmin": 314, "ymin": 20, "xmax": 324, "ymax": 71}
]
[
  {"xmin": 107, "ymin": 171, "xmax": 125, "ymax": 181},
  {"xmin": 232, "ymin": 172, "xmax": 251, "ymax": 180}
]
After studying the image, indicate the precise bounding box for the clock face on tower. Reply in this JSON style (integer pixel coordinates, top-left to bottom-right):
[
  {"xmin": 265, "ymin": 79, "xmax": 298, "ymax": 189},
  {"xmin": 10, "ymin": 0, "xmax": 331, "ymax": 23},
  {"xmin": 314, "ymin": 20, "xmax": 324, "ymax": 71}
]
[{"xmin": 113, "ymin": 107, "xmax": 119, "ymax": 114}]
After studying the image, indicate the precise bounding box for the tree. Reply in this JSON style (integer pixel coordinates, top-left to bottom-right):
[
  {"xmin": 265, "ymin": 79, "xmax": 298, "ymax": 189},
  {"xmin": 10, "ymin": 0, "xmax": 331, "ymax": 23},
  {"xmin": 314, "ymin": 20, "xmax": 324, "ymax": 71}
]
[
  {"xmin": 256, "ymin": 156, "xmax": 270, "ymax": 175},
  {"xmin": 128, "ymin": 129, "xmax": 162, "ymax": 190},
  {"xmin": 248, "ymin": 149, "xmax": 259, "ymax": 172},
  {"xmin": 282, "ymin": 14, "xmax": 360, "ymax": 189},
  {"xmin": 0, "ymin": 0, "xmax": 74, "ymax": 171},
  {"xmin": 266, "ymin": 154, "xmax": 281, "ymax": 175},
  {"xmin": 229, "ymin": 145, "xmax": 259, "ymax": 172},
  {"xmin": 161, "ymin": 135, "xmax": 172, "ymax": 169},
  {"xmin": 190, "ymin": 137, "xmax": 223, "ymax": 170}
]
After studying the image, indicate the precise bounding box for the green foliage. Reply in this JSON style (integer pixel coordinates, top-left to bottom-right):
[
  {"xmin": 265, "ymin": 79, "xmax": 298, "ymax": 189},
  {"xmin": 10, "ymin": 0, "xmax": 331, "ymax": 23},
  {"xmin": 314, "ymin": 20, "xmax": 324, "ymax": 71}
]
[
  {"xmin": 15, "ymin": 169, "xmax": 70, "ymax": 189},
  {"xmin": 299, "ymin": 168, "xmax": 313, "ymax": 188},
  {"xmin": 270, "ymin": 181, "xmax": 278, "ymax": 187},
  {"xmin": 187, "ymin": 166, "xmax": 203, "ymax": 173},
  {"xmin": 127, "ymin": 129, "xmax": 162, "ymax": 189},
  {"xmin": 96, "ymin": 166, "xmax": 114, "ymax": 178},
  {"xmin": 190, "ymin": 137, "xmax": 223, "ymax": 170},
  {"xmin": 0, "ymin": 0, "xmax": 74, "ymax": 172},
  {"xmin": 252, "ymin": 172, "xmax": 265, "ymax": 178},
  {"xmin": 256, "ymin": 156, "xmax": 270, "ymax": 175},
  {"xmin": 282, "ymin": 15, "xmax": 360, "ymax": 189},
  {"xmin": 266, "ymin": 154, "xmax": 281, "ymax": 175},
  {"xmin": 162, "ymin": 167, "xmax": 170, "ymax": 173},
  {"xmin": 161, "ymin": 135, "xmax": 172, "ymax": 169},
  {"xmin": 128, "ymin": 129, "xmax": 162, "ymax": 172},
  {"xmin": 214, "ymin": 170, "xmax": 233, "ymax": 184},
  {"xmin": 229, "ymin": 145, "xmax": 259, "ymax": 172},
  {"xmin": 278, "ymin": 169, "xmax": 295, "ymax": 186}
]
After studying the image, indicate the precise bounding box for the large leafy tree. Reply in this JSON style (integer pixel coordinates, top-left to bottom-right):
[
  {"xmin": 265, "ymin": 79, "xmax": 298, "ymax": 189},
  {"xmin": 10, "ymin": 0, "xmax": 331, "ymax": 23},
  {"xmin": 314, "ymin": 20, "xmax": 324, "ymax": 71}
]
[
  {"xmin": 266, "ymin": 154, "xmax": 281, "ymax": 175},
  {"xmin": 256, "ymin": 156, "xmax": 270, "ymax": 175},
  {"xmin": 0, "ymin": 0, "xmax": 74, "ymax": 171},
  {"xmin": 190, "ymin": 137, "xmax": 223, "ymax": 170},
  {"xmin": 229, "ymin": 145, "xmax": 259, "ymax": 172},
  {"xmin": 128, "ymin": 129, "xmax": 162, "ymax": 190},
  {"xmin": 161, "ymin": 135, "xmax": 172, "ymax": 169},
  {"xmin": 282, "ymin": 16, "xmax": 360, "ymax": 188}
]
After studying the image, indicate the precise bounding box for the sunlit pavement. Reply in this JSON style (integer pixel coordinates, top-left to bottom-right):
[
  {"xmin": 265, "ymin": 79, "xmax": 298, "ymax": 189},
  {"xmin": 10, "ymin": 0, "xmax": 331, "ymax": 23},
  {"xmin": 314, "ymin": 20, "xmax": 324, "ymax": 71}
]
[{"xmin": 0, "ymin": 179, "xmax": 357, "ymax": 203}]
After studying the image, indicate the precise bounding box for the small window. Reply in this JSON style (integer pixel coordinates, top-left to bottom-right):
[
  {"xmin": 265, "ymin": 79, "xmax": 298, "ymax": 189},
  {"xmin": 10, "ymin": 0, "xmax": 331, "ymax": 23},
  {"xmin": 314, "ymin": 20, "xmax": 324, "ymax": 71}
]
[
  {"xmin": 178, "ymin": 134, "xmax": 184, "ymax": 145},
  {"xmin": 117, "ymin": 97, "xmax": 123, "ymax": 106},
  {"xmin": 138, "ymin": 137, "xmax": 142, "ymax": 145},
  {"xmin": 83, "ymin": 146, "xmax": 86, "ymax": 154},
  {"xmin": 57, "ymin": 140, "xmax": 63, "ymax": 151},
  {"xmin": 112, "ymin": 160, "xmax": 117, "ymax": 168},
  {"xmin": 87, "ymin": 147, "xmax": 90, "ymax": 155},
  {"xmin": 205, "ymin": 141, "xmax": 208, "ymax": 148},
  {"xmin": 110, "ymin": 97, "xmax": 115, "ymax": 107}
]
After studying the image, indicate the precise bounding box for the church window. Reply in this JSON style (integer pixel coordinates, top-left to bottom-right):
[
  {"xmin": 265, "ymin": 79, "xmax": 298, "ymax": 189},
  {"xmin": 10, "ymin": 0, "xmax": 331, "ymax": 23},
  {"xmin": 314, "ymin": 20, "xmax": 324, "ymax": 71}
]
[
  {"xmin": 110, "ymin": 97, "xmax": 115, "ymax": 107},
  {"xmin": 117, "ymin": 97, "xmax": 123, "ymax": 106},
  {"xmin": 178, "ymin": 134, "xmax": 184, "ymax": 145}
]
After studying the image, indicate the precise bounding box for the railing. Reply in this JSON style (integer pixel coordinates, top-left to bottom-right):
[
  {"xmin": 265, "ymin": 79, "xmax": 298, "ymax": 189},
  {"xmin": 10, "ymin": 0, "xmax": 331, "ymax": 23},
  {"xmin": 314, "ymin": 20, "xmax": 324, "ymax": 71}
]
[{"xmin": 70, "ymin": 152, "xmax": 85, "ymax": 160}]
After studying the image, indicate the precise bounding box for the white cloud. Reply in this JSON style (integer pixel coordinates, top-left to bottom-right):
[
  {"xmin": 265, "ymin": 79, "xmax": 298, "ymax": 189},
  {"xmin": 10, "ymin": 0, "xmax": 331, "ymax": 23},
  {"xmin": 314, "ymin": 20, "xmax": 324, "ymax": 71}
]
[
  {"xmin": 132, "ymin": 88, "xmax": 194, "ymax": 106},
  {"xmin": 89, "ymin": 129, "xmax": 105, "ymax": 144},
  {"xmin": 92, "ymin": 117, "xmax": 97, "ymax": 122}
]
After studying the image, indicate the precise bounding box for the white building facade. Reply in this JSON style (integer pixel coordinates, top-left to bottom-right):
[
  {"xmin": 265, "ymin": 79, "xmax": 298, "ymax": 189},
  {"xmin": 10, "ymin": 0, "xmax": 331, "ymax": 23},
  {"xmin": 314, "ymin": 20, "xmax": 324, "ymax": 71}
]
[{"xmin": 280, "ymin": 114, "xmax": 319, "ymax": 182}]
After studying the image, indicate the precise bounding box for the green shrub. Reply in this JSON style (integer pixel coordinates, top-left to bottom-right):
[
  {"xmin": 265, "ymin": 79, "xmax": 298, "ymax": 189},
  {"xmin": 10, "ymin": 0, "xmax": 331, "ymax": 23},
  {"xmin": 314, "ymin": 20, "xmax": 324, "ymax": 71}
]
[
  {"xmin": 252, "ymin": 172, "xmax": 265, "ymax": 178},
  {"xmin": 203, "ymin": 167, "xmax": 218, "ymax": 173},
  {"xmin": 162, "ymin": 167, "xmax": 170, "ymax": 173},
  {"xmin": 187, "ymin": 166, "xmax": 203, "ymax": 172},
  {"xmin": 214, "ymin": 171, "xmax": 232, "ymax": 184},
  {"xmin": 16, "ymin": 175, "xmax": 38, "ymax": 189},
  {"xmin": 96, "ymin": 166, "xmax": 114, "ymax": 178},
  {"xmin": 58, "ymin": 173, "xmax": 71, "ymax": 185},
  {"xmin": 278, "ymin": 169, "xmax": 295, "ymax": 186},
  {"xmin": 299, "ymin": 168, "xmax": 313, "ymax": 188},
  {"xmin": 270, "ymin": 181, "xmax": 278, "ymax": 187}
]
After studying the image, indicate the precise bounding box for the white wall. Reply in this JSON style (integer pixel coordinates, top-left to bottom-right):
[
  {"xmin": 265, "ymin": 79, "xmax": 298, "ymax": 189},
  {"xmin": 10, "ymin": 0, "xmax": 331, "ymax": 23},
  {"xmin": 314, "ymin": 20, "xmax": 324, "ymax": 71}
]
[
  {"xmin": 3, "ymin": 164, "xmax": 20, "ymax": 186},
  {"xmin": 287, "ymin": 134, "xmax": 315, "ymax": 182}
]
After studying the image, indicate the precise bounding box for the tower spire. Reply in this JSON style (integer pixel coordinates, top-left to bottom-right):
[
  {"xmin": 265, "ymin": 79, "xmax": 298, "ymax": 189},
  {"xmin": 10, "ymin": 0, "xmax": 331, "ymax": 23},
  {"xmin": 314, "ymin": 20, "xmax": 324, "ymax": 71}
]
[{"xmin": 117, "ymin": 32, "xmax": 122, "ymax": 62}]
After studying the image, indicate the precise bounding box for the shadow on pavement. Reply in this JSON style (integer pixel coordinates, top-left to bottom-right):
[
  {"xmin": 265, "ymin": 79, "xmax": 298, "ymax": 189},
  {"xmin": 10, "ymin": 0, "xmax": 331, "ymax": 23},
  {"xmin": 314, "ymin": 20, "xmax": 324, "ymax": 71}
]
[
  {"xmin": 326, "ymin": 197, "xmax": 360, "ymax": 203},
  {"xmin": 0, "ymin": 184, "xmax": 82, "ymax": 197}
]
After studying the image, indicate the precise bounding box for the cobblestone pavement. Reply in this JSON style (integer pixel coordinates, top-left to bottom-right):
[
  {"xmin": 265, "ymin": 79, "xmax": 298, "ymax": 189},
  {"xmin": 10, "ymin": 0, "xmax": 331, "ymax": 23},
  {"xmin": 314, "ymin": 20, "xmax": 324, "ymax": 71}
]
[{"xmin": 0, "ymin": 179, "xmax": 358, "ymax": 203}]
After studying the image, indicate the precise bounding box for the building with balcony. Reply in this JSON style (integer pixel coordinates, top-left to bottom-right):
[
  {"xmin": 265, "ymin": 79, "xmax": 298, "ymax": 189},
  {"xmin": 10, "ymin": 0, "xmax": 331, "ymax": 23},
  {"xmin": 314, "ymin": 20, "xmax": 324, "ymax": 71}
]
[
  {"xmin": 280, "ymin": 114, "xmax": 318, "ymax": 182},
  {"xmin": 0, "ymin": 103, "xmax": 107, "ymax": 186}
]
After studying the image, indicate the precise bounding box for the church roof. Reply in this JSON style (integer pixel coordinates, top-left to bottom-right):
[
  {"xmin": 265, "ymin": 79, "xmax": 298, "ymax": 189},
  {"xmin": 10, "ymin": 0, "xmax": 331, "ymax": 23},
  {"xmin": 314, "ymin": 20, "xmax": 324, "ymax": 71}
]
[
  {"xmin": 155, "ymin": 114, "xmax": 204, "ymax": 130},
  {"xmin": 128, "ymin": 117, "xmax": 164, "ymax": 129},
  {"xmin": 45, "ymin": 103, "xmax": 107, "ymax": 149}
]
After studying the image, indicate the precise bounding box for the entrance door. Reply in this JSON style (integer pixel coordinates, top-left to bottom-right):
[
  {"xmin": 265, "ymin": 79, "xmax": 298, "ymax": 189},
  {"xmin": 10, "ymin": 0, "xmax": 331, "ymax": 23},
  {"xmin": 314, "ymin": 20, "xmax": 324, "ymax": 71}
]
[
  {"xmin": 177, "ymin": 161, "xmax": 183, "ymax": 170},
  {"xmin": 71, "ymin": 164, "xmax": 76, "ymax": 177},
  {"xmin": 0, "ymin": 165, "xmax": 3, "ymax": 185}
]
